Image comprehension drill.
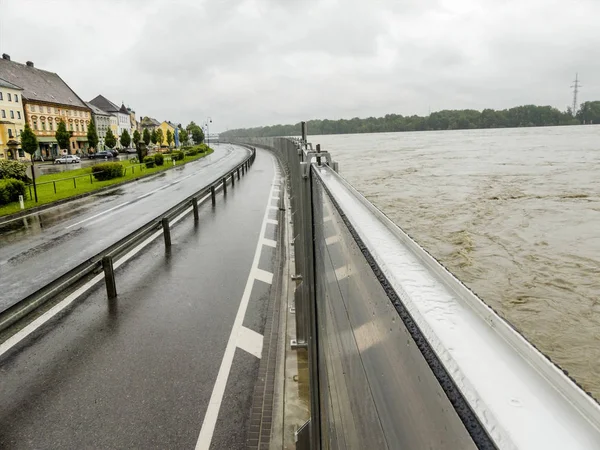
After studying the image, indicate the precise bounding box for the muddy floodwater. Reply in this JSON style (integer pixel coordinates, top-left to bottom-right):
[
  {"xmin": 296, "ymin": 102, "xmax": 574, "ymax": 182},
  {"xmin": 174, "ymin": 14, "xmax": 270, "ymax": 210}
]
[{"xmin": 312, "ymin": 125, "xmax": 600, "ymax": 399}]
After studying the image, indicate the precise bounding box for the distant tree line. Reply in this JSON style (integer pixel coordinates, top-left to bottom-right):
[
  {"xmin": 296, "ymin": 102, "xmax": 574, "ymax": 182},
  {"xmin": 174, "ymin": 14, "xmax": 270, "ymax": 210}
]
[{"xmin": 220, "ymin": 101, "xmax": 600, "ymax": 138}]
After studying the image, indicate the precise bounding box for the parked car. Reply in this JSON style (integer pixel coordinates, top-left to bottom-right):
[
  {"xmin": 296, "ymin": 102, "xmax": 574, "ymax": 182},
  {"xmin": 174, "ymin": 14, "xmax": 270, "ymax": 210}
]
[
  {"xmin": 89, "ymin": 151, "xmax": 114, "ymax": 159},
  {"xmin": 109, "ymin": 149, "xmax": 119, "ymax": 157},
  {"xmin": 54, "ymin": 155, "xmax": 81, "ymax": 164}
]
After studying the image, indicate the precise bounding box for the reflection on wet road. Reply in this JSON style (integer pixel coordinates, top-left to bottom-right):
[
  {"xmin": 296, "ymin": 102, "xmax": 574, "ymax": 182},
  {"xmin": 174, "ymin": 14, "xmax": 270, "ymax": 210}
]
[{"xmin": 0, "ymin": 144, "xmax": 248, "ymax": 312}]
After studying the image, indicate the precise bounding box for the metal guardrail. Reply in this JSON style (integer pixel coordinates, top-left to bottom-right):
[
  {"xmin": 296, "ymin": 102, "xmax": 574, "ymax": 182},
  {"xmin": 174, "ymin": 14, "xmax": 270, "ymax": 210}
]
[
  {"xmin": 0, "ymin": 147, "xmax": 256, "ymax": 333},
  {"xmin": 233, "ymin": 129, "xmax": 600, "ymax": 450}
]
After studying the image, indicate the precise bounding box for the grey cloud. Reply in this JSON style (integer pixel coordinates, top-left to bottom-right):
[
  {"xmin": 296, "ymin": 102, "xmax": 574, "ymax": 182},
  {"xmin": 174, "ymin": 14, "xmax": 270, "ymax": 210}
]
[{"xmin": 1, "ymin": 0, "xmax": 599, "ymax": 130}]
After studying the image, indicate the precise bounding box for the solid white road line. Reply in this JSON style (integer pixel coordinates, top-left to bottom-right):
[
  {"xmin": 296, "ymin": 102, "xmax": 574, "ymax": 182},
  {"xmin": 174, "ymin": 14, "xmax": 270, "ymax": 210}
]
[
  {"xmin": 325, "ymin": 235, "xmax": 340, "ymax": 246},
  {"xmin": 195, "ymin": 160, "xmax": 276, "ymax": 450},
  {"xmin": 267, "ymin": 218, "xmax": 278, "ymax": 225},
  {"xmin": 236, "ymin": 326, "xmax": 264, "ymax": 359}
]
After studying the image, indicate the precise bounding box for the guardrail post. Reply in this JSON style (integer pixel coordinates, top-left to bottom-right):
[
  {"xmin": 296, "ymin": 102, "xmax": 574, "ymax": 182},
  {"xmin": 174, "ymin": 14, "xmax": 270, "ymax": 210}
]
[
  {"xmin": 211, "ymin": 186, "xmax": 216, "ymax": 205},
  {"xmin": 192, "ymin": 197, "xmax": 199, "ymax": 222},
  {"xmin": 53, "ymin": 181, "xmax": 57, "ymax": 194},
  {"xmin": 231, "ymin": 172, "xmax": 235, "ymax": 187},
  {"xmin": 237, "ymin": 168, "xmax": 240, "ymax": 180},
  {"xmin": 102, "ymin": 256, "xmax": 117, "ymax": 299},
  {"xmin": 73, "ymin": 177, "xmax": 77, "ymax": 189},
  {"xmin": 222, "ymin": 177, "xmax": 227, "ymax": 195},
  {"xmin": 162, "ymin": 217, "xmax": 171, "ymax": 248},
  {"xmin": 90, "ymin": 173, "xmax": 93, "ymax": 183},
  {"xmin": 242, "ymin": 164, "xmax": 245, "ymax": 175}
]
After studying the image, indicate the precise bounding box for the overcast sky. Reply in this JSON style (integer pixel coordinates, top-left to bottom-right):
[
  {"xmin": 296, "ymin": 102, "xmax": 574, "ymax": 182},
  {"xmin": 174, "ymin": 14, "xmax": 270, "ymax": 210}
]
[{"xmin": 1, "ymin": 0, "xmax": 599, "ymax": 131}]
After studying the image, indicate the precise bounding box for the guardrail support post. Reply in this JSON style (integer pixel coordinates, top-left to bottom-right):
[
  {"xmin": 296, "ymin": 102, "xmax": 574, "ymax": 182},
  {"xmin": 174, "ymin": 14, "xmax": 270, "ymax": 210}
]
[
  {"xmin": 242, "ymin": 165, "xmax": 245, "ymax": 175},
  {"xmin": 231, "ymin": 172, "xmax": 235, "ymax": 187},
  {"xmin": 102, "ymin": 256, "xmax": 117, "ymax": 299},
  {"xmin": 192, "ymin": 197, "xmax": 199, "ymax": 222},
  {"xmin": 222, "ymin": 178, "xmax": 227, "ymax": 195},
  {"xmin": 211, "ymin": 186, "xmax": 216, "ymax": 205},
  {"xmin": 237, "ymin": 168, "xmax": 240, "ymax": 180},
  {"xmin": 162, "ymin": 217, "xmax": 171, "ymax": 248}
]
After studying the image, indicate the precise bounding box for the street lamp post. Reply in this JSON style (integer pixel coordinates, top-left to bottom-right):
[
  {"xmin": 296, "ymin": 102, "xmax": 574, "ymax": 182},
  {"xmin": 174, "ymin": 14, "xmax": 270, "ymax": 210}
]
[{"xmin": 205, "ymin": 117, "xmax": 212, "ymax": 146}]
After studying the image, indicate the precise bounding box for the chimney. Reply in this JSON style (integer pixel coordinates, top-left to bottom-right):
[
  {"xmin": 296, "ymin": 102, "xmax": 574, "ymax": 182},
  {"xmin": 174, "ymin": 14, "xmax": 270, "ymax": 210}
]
[
  {"xmin": 26, "ymin": 61, "xmax": 34, "ymax": 67},
  {"xmin": 2, "ymin": 53, "xmax": 10, "ymax": 61}
]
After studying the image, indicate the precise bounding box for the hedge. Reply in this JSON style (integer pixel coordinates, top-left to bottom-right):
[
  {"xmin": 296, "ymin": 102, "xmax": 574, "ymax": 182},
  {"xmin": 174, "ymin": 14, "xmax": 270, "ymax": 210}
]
[
  {"xmin": 92, "ymin": 162, "xmax": 125, "ymax": 181},
  {"xmin": 0, "ymin": 160, "xmax": 28, "ymax": 182},
  {"xmin": 171, "ymin": 150, "xmax": 185, "ymax": 161},
  {"xmin": 144, "ymin": 156, "xmax": 155, "ymax": 168},
  {"xmin": 0, "ymin": 178, "xmax": 26, "ymax": 205},
  {"xmin": 154, "ymin": 153, "xmax": 164, "ymax": 166},
  {"xmin": 185, "ymin": 149, "xmax": 199, "ymax": 156}
]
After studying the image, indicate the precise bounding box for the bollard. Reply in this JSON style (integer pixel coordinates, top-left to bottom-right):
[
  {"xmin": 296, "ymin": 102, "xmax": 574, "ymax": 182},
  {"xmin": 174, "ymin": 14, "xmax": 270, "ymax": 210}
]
[
  {"xmin": 211, "ymin": 186, "xmax": 216, "ymax": 206},
  {"xmin": 222, "ymin": 177, "xmax": 227, "ymax": 195},
  {"xmin": 102, "ymin": 255, "xmax": 117, "ymax": 299},
  {"xmin": 192, "ymin": 197, "xmax": 199, "ymax": 222},
  {"xmin": 231, "ymin": 172, "xmax": 235, "ymax": 187},
  {"xmin": 162, "ymin": 217, "xmax": 171, "ymax": 248},
  {"xmin": 19, "ymin": 195, "xmax": 24, "ymax": 210}
]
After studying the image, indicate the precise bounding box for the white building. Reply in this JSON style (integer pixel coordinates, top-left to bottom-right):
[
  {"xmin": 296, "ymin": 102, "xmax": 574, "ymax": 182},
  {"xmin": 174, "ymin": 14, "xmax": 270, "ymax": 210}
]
[{"xmin": 88, "ymin": 95, "xmax": 132, "ymax": 148}]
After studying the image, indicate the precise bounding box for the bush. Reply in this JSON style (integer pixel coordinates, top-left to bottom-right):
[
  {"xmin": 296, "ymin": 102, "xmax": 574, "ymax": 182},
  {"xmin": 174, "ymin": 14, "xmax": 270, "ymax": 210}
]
[
  {"xmin": 171, "ymin": 150, "xmax": 185, "ymax": 161},
  {"xmin": 144, "ymin": 156, "xmax": 155, "ymax": 168},
  {"xmin": 153, "ymin": 153, "xmax": 164, "ymax": 166},
  {"xmin": 185, "ymin": 149, "xmax": 199, "ymax": 156},
  {"xmin": 129, "ymin": 157, "xmax": 139, "ymax": 164},
  {"xmin": 92, "ymin": 162, "xmax": 124, "ymax": 181},
  {"xmin": 0, "ymin": 178, "xmax": 26, "ymax": 205},
  {"xmin": 0, "ymin": 160, "xmax": 28, "ymax": 182}
]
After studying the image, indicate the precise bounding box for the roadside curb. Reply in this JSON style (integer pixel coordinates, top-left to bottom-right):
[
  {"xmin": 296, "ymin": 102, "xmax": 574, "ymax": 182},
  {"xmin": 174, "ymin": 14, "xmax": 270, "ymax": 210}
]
[{"xmin": 0, "ymin": 150, "xmax": 214, "ymax": 226}]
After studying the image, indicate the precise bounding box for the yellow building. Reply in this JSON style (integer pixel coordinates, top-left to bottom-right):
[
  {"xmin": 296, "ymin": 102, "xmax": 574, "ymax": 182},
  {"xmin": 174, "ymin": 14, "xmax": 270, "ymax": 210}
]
[
  {"xmin": 0, "ymin": 55, "xmax": 91, "ymax": 159},
  {"xmin": 158, "ymin": 121, "xmax": 177, "ymax": 148},
  {"xmin": 0, "ymin": 77, "xmax": 26, "ymax": 160}
]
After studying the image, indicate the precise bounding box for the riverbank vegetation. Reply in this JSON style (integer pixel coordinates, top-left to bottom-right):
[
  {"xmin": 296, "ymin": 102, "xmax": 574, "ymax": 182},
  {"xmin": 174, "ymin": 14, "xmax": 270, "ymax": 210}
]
[{"xmin": 221, "ymin": 101, "xmax": 600, "ymax": 137}]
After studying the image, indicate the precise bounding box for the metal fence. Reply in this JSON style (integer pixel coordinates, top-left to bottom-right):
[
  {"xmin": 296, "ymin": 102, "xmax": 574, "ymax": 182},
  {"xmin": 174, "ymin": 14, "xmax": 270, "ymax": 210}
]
[{"xmin": 232, "ymin": 130, "xmax": 600, "ymax": 450}]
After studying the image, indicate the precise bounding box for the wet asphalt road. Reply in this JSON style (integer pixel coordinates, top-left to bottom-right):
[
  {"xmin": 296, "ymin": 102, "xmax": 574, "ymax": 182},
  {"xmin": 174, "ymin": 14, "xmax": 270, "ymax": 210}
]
[
  {"xmin": 0, "ymin": 144, "xmax": 249, "ymax": 312},
  {"xmin": 0, "ymin": 148, "xmax": 281, "ymax": 449}
]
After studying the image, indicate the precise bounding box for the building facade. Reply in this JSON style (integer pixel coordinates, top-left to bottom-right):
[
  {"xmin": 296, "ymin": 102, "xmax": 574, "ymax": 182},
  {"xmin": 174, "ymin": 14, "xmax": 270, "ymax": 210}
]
[
  {"xmin": 89, "ymin": 96, "xmax": 131, "ymax": 149},
  {"xmin": 159, "ymin": 121, "xmax": 177, "ymax": 148},
  {"xmin": 86, "ymin": 102, "xmax": 111, "ymax": 151},
  {"xmin": 0, "ymin": 77, "xmax": 26, "ymax": 160},
  {"xmin": 0, "ymin": 54, "xmax": 90, "ymax": 159}
]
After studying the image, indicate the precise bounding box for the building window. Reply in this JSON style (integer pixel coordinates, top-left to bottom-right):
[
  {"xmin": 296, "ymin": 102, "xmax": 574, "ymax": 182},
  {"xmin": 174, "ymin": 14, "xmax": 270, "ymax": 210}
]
[
  {"xmin": 69, "ymin": 123, "xmax": 73, "ymax": 131},
  {"xmin": 7, "ymin": 93, "xmax": 12, "ymax": 101},
  {"xmin": 41, "ymin": 122, "xmax": 46, "ymax": 131},
  {"xmin": 15, "ymin": 94, "xmax": 18, "ymax": 103},
  {"xmin": 33, "ymin": 121, "xmax": 38, "ymax": 130},
  {"xmin": 8, "ymin": 129, "xmax": 13, "ymax": 138},
  {"xmin": 72, "ymin": 142, "xmax": 75, "ymax": 149},
  {"xmin": 10, "ymin": 110, "xmax": 14, "ymax": 119},
  {"xmin": 49, "ymin": 121, "xmax": 53, "ymax": 131},
  {"xmin": 30, "ymin": 104, "xmax": 35, "ymax": 112},
  {"xmin": 1, "ymin": 110, "xmax": 5, "ymax": 118},
  {"xmin": 19, "ymin": 149, "xmax": 24, "ymax": 157},
  {"xmin": 17, "ymin": 111, "xmax": 21, "ymax": 119},
  {"xmin": 0, "ymin": 92, "xmax": 3, "ymax": 100}
]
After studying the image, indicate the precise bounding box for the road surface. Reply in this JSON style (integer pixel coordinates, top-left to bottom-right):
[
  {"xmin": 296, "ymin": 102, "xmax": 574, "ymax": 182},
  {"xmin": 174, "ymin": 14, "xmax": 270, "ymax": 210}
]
[
  {"xmin": 0, "ymin": 143, "xmax": 248, "ymax": 312},
  {"xmin": 0, "ymin": 147, "xmax": 282, "ymax": 449}
]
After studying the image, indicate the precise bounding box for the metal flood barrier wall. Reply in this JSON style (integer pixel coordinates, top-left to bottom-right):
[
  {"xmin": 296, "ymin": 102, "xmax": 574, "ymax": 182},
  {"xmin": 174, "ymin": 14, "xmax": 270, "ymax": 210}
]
[{"xmin": 231, "ymin": 134, "xmax": 600, "ymax": 450}]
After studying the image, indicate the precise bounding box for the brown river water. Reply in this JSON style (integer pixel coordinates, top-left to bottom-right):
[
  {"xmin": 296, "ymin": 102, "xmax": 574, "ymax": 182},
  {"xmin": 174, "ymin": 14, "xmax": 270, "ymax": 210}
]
[{"xmin": 312, "ymin": 125, "xmax": 600, "ymax": 399}]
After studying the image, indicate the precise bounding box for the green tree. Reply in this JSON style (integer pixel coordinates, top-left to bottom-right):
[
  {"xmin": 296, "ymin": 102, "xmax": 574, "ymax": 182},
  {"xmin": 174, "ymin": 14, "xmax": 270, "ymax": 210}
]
[
  {"xmin": 132, "ymin": 129, "xmax": 141, "ymax": 147},
  {"xmin": 21, "ymin": 123, "xmax": 39, "ymax": 202},
  {"xmin": 166, "ymin": 129, "xmax": 173, "ymax": 148},
  {"xmin": 87, "ymin": 118, "xmax": 98, "ymax": 151},
  {"xmin": 143, "ymin": 128, "xmax": 151, "ymax": 145},
  {"xmin": 55, "ymin": 120, "xmax": 71, "ymax": 152},
  {"xmin": 187, "ymin": 121, "xmax": 204, "ymax": 144},
  {"xmin": 155, "ymin": 128, "xmax": 164, "ymax": 148},
  {"xmin": 178, "ymin": 129, "xmax": 188, "ymax": 147},
  {"xmin": 105, "ymin": 127, "xmax": 117, "ymax": 149},
  {"xmin": 120, "ymin": 129, "xmax": 131, "ymax": 148}
]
